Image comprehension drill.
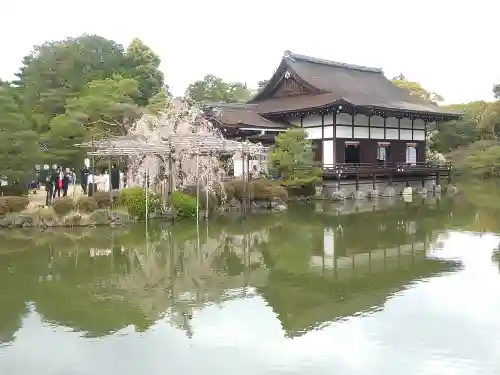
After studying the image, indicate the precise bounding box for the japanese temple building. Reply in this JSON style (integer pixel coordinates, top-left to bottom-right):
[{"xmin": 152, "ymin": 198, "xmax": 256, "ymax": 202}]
[{"xmin": 207, "ymin": 51, "xmax": 461, "ymax": 178}]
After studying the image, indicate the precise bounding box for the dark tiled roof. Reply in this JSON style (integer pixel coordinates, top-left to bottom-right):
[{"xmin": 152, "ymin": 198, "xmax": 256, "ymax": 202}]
[
  {"xmin": 252, "ymin": 51, "xmax": 461, "ymax": 118},
  {"xmin": 255, "ymin": 93, "xmax": 341, "ymax": 114},
  {"xmin": 208, "ymin": 103, "xmax": 288, "ymax": 129}
]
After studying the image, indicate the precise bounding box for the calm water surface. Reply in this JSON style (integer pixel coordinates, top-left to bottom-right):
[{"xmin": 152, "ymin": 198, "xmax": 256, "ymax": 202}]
[{"xmin": 1, "ymin": 189, "xmax": 500, "ymax": 374}]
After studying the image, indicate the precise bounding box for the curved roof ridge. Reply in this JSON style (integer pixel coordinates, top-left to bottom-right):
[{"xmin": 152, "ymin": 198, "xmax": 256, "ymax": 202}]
[{"xmin": 283, "ymin": 50, "xmax": 383, "ymax": 74}]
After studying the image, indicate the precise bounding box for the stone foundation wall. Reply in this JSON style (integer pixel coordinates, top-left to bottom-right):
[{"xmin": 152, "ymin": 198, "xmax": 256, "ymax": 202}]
[{"xmin": 323, "ymin": 179, "xmax": 438, "ymax": 197}]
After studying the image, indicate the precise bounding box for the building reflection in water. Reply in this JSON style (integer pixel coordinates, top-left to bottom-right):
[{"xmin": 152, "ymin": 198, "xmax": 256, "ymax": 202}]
[{"xmin": 0, "ymin": 197, "xmax": 463, "ymax": 344}]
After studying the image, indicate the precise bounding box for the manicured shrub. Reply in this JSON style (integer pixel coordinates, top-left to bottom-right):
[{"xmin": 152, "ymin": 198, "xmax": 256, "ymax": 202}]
[
  {"xmin": 93, "ymin": 191, "xmax": 112, "ymax": 208},
  {"xmin": 3, "ymin": 196, "xmax": 29, "ymax": 213},
  {"xmin": 117, "ymin": 187, "xmax": 140, "ymax": 206},
  {"xmin": 76, "ymin": 196, "xmax": 98, "ymax": 213},
  {"xmin": 0, "ymin": 184, "xmax": 29, "ymax": 196},
  {"xmin": 284, "ymin": 183, "xmax": 316, "ymax": 198},
  {"xmin": 224, "ymin": 180, "xmax": 246, "ymax": 201},
  {"xmin": 181, "ymin": 185, "xmax": 219, "ymax": 212},
  {"xmin": 250, "ymin": 179, "xmax": 275, "ymax": 201},
  {"xmin": 222, "ymin": 179, "xmax": 287, "ymax": 202},
  {"xmin": 280, "ymin": 177, "xmax": 318, "ymax": 198},
  {"xmin": 269, "ymin": 185, "xmax": 288, "ymax": 202},
  {"xmin": 119, "ymin": 187, "xmax": 161, "ymax": 219},
  {"xmin": 0, "ymin": 199, "xmax": 8, "ymax": 216},
  {"xmin": 34, "ymin": 207, "xmax": 58, "ymax": 222},
  {"xmin": 52, "ymin": 196, "xmax": 76, "ymax": 216},
  {"xmin": 171, "ymin": 191, "xmax": 198, "ymax": 217}
]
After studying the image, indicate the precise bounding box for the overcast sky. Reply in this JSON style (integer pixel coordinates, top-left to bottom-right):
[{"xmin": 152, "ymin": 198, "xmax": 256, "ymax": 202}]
[{"xmin": 1, "ymin": 0, "xmax": 498, "ymax": 104}]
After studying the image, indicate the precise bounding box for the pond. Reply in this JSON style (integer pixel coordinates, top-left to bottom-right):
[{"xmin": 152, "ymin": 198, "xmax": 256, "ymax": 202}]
[{"xmin": 1, "ymin": 185, "xmax": 500, "ymax": 374}]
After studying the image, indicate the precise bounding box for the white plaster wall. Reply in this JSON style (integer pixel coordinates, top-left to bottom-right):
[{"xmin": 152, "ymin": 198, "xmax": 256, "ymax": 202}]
[
  {"xmin": 305, "ymin": 127, "xmax": 322, "ymax": 139},
  {"xmin": 323, "ymin": 140, "xmax": 334, "ymax": 166},
  {"xmin": 324, "ymin": 126, "xmax": 334, "ymax": 138},
  {"xmin": 336, "ymin": 113, "xmax": 352, "ymax": 125},
  {"xmin": 414, "ymin": 130, "xmax": 425, "ymax": 141},
  {"xmin": 337, "ymin": 126, "xmax": 352, "ymax": 138},
  {"xmin": 354, "ymin": 127, "xmax": 369, "ymax": 139},
  {"xmin": 302, "ymin": 115, "xmax": 323, "ymax": 127},
  {"xmin": 370, "ymin": 128, "xmax": 384, "ymax": 139}
]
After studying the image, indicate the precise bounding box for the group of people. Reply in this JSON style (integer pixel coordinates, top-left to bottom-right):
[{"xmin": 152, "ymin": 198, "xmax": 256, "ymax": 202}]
[
  {"xmin": 80, "ymin": 164, "xmax": 124, "ymax": 196},
  {"xmin": 44, "ymin": 166, "xmax": 77, "ymax": 205}
]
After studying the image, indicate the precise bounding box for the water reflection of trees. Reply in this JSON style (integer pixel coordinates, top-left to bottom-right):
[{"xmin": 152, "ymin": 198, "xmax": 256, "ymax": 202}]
[{"xmin": 0, "ymin": 200, "xmax": 464, "ymax": 344}]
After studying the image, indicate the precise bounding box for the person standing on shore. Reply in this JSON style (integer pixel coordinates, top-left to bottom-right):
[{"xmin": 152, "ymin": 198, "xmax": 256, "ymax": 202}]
[
  {"xmin": 62, "ymin": 169, "xmax": 70, "ymax": 197},
  {"xmin": 80, "ymin": 165, "xmax": 89, "ymax": 195}
]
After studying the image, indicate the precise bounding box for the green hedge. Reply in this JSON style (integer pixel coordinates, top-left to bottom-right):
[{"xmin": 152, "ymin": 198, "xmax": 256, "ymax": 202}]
[
  {"xmin": 52, "ymin": 196, "xmax": 76, "ymax": 216},
  {"xmin": 181, "ymin": 179, "xmax": 288, "ymax": 205},
  {"xmin": 117, "ymin": 187, "xmax": 161, "ymax": 219},
  {"xmin": 223, "ymin": 179, "xmax": 288, "ymax": 202},
  {"xmin": 171, "ymin": 191, "xmax": 198, "ymax": 218},
  {"xmin": 0, "ymin": 196, "xmax": 30, "ymax": 215},
  {"xmin": 76, "ymin": 196, "xmax": 98, "ymax": 213}
]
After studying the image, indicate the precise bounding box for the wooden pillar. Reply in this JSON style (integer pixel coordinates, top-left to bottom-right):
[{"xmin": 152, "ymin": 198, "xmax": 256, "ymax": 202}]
[
  {"xmin": 389, "ymin": 170, "xmax": 393, "ymax": 186},
  {"xmin": 107, "ymin": 153, "xmax": 112, "ymax": 208},
  {"xmin": 242, "ymin": 153, "xmax": 246, "ymax": 213},
  {"xmin": 372, "ymin": 172, "xmax": 376, "ymax": 190},
  {"xmin": 167, "ymin": 152, "xmax": 173, "ymax": 205},
  {"xmin": 246, "ymin": 154, "xmax": 251, "ymax": 212},
  {"xmin": 355, "ymin": 167, "xmax": 360, "ymax": 191},
  {"xmin": 436, "ymin": 171, "xmax": 441, "ymax": 186},
  {"xmin": 421, "ymin": 178, "xmax": 425, "ymax": 188}
]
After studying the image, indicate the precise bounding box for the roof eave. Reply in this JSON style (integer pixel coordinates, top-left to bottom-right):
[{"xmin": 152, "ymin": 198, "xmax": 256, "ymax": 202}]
[
  {"xmin": 258, "ymin": 99, "xmax": 463, "ymax": 121},
  {"xmin": 362, "ymin": 105, "xmax": 464, "ymax": 121},
  {"xmin": 258, "ymin": 99, "xmax": 350, "ymax": 115}
]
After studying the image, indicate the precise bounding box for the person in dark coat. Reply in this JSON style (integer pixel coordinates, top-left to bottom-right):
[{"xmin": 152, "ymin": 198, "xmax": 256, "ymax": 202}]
[
  {"xmin": 62, "ymin": 169, "xmax": 70, "ymax": 196},
  {"xmin": 45, "ymin": 170, "xmax": 53, "ymax": 206},
  {"xmin": 80, "ymin": 166, "xmax": 89, "ymax": 195},
  {"xmin": 110, "ymin": 164, "xmax": 120, "ymax": 191},
  {"xmin": 51, "ymin": 167, "xmax": 61, "ymax": 199}
]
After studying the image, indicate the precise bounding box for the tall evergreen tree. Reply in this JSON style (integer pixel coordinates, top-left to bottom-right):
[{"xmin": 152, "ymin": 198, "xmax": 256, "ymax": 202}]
[
  {"xmin": 125, "ymin": 38, "xmax": 164, "ymax": 106},
  {"xmin": 0, "ymin": 87, "xmax": 40, "ymax": 184}
]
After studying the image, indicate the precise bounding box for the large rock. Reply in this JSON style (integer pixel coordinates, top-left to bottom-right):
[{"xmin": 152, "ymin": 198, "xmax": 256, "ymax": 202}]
[
  {"xmin": 416, "ymin": 187, "xmax": 427, "ymax": 196},
  {"xmin": 0, "ymin": 213, "xmax": 33, "ymax": 228},
  {"xmin": 0, "ymin": 215, "xmax": 15, "ymax": 228},
  {"xmin": 110, "ymin": 211, "xmax": 135, "ymax": 225},
  {"xmin": 89, "ymin": 209, "xmax": 110, "ymax": 226},
  {"xmin": 252, "ymin": 200, "xmax": 271, "ymax": 210},
  {"xmin": 271, "ymin": 199, "xmax": 288, "ymax": 212},
  {"xmin": 63, "ymin": 213, "xmax": 82, "ymax": 227},
  {"xmin": 330, "ymin": 191, "xmax": 346, "ymax": 202}
]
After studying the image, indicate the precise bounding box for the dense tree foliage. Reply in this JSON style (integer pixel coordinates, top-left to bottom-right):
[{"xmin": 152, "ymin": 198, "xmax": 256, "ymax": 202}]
[
  {"xmin": 124, "ymin": 38, "xmax": 164, "ymax": 106},
  {"xmin": 429, "ymin": 101, "xmax": 486, "ymax": 153},
  {"xmin": 269, "ymin": 128, "xmax": 322, "ymax": 184},
  {"xmin": 0, "ymin": 34, "xmax": 166, "ymax": 172},
  {"xmin": 392, "ymin": 73, "xmax": 444, "ymax": 105},
  {"xmin": 185, "ymin": 74, "xmax": 252, "ymax": 104},
  {"xmin": 0, "ymin": 87, "xmax": 40, "ymax": 183}
]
